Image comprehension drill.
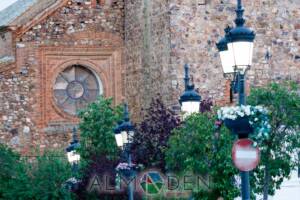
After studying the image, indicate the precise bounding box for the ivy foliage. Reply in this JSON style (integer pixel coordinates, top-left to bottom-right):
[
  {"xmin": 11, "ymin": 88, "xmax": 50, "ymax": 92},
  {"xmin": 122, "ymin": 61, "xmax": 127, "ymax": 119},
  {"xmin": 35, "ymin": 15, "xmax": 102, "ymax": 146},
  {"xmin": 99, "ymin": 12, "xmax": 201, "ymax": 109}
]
[
  {"xmin": 78, "ymin": 96, "xmax": 122, "ymax": 163},
  {"xmin": 247, "ymin": 82, "xmax": 300, "ymax": 199},
  {"xmin": 165, "ymin": 112, "xmax": 239, "ymax": 199},
  {"xmin": 131, "ymin": 98, "xmax": 180, "ymax": 170},
  {"xmin": 0, "ymin": 144, "xmax": 74, "ymax": 200}
]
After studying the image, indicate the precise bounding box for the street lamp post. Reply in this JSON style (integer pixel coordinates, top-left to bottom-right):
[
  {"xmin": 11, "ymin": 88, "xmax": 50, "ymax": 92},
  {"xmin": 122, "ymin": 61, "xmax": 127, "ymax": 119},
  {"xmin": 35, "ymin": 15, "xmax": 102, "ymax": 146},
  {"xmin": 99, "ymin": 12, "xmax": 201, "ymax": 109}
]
[
  {"xmin": 66, "ymin": 127, "xmax": 80, "ymax": 173},
  {"xmin": 217, "ymin": 0, "xmax": 255, "ymax": 199},
  {"xmin": 179, "ymin": 64, "xmax": 201, "ymax": 116},
  {"xmin": 114, "ymin": 103, "xmax": 135, "ymax": 200},
  {"xmin": 66, "ymin": 127, "xmax": 81, "ymax": 190}
]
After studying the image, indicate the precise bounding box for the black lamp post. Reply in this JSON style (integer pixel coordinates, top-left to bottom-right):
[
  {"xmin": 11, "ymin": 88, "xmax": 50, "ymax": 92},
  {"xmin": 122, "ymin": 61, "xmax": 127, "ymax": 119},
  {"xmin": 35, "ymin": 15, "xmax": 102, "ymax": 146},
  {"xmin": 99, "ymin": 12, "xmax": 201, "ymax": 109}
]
[
  {"xmin": 66, "ymin": 127, "xmax": 80, "ymax": 190},
  {"xmin": 66, "ymin": 127, "xmax": 80, "ymax": 172},
  {"xmin": 217, "ymin": 0, "xmax": 255, "ymax": 200},
  {"xmin": 114, "ymin": 103, "xmax": 135, "ymax": 200},
  {"xmin": 179, "ymin": 64, "xmax": 201, "ymax": 116}
]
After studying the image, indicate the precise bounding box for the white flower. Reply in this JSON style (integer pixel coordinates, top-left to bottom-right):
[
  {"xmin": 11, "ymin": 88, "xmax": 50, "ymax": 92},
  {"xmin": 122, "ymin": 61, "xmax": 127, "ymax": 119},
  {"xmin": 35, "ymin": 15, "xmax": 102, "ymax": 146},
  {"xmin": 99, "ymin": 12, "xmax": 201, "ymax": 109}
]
[
  {"xmin": 244, "ymin": 106, "xmax": 251, "ymax": 116},
  {"xmin": 256, "ymin": 105, "xmax": 263, "ymax": 111},
  {"xmin": 258, "ymin": 132, "xmax": 262, "ymax": 138},
  {"xmin": 218, "ymin": 105, "xmax": 269, "ymax": 122}
]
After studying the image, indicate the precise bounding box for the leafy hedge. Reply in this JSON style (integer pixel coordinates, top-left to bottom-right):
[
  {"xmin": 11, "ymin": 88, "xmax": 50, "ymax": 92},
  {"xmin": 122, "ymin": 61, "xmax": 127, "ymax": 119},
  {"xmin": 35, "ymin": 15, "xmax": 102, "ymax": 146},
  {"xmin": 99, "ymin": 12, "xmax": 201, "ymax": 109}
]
[
  {"xmin": 165, "ymin": 112, "xmax": 240, "ymax": 199},
  {"xmin": 0, "ymin": 144, "xmax": 74, "ymax": 200}
]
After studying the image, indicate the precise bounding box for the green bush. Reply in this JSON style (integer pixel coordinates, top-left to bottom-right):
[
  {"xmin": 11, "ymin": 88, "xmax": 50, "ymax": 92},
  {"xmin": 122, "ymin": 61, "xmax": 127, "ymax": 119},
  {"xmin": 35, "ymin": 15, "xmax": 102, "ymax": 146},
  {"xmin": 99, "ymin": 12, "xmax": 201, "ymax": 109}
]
[
  {"xmin": 247, "ymin": 82, "xmax": 300, "ymax": 199},
  {"xmin": 165, "ymin": 112, "xmax": 239, "ymax": 199},
  {"xmin": 0, "ymin": 145, "xmax": 74, "ymax": 200},
  {"xmin": 0, "ymin": 143, "xmax": 20, "ymax": 198},
  {"xmin": 76, "ymin": 97, "xmax": 123, "ymax": 198},
  {"xmin": 78, "ymin": 96, "xmax": 122, "ymax": 163}
]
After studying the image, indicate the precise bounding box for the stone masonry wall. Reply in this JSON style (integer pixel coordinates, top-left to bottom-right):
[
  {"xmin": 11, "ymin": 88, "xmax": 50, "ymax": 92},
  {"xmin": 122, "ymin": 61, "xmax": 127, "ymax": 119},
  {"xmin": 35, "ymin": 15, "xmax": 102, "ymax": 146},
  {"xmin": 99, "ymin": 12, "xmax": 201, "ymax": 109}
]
[
  {"xmin": 0, "ymin": 44, "xmax": 39, "ymax": 153},
  {"xmin": 0, "ymin": 31, "xmax": 14, "ymax": 59},
  {"xmin": 125, "ymin": 0, "xmax": 175, "ymax": 120},
  {"xmin": 125, "ymin": 0, "xmax": 300, "ymax": 111},
  {"xmin": 170, "ymin": 0, "xmax": 300, "ymax": 105},
  {"xmin": 20, "ymin": 0, "xmax": 124, "ymax": 43}
]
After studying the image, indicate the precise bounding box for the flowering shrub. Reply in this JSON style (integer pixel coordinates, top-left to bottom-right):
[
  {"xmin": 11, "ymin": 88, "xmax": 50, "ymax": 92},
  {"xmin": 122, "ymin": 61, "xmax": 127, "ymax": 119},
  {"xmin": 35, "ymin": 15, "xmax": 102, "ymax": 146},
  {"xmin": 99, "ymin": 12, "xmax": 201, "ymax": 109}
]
[{"xmin": 217, "ymin": 105, "xmax": 271, "ymax": 142}]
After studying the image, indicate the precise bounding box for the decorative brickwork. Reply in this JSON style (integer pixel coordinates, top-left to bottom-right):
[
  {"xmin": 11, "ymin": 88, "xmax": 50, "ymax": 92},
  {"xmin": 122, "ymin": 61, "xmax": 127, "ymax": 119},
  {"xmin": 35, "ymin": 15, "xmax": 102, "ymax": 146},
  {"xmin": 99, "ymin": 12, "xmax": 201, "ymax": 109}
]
[{"xmin": 0, "ymin": 0, "xmax": 125, "ymax": 153}]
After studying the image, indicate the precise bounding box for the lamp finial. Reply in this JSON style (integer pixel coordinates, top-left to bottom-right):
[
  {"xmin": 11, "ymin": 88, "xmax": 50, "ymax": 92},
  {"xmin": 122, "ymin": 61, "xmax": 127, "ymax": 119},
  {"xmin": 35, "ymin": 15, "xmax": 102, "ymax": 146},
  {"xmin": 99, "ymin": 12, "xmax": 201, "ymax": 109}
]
[
  {"xmin": 184, "ymin": 64, "xmax": 190, "ymax": 90},
  {"xmin": 72, "ymin": 127, "xmax": 78, "ymax": 142},
  {"xmin": 124, "ymin": 103, "xmax": 129, "ymax": 122},
  {"xmin": 235, "ymin": 0, "xmax": 245, "ymax": 27}
]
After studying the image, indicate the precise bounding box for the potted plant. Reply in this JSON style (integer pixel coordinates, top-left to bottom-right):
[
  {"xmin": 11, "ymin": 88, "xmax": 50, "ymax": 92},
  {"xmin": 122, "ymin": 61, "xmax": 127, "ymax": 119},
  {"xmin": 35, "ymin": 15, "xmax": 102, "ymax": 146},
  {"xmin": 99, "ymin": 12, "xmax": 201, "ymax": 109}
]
[{"xmin": 217, "ymin": 105, "xmax": 270, "ymax": 138}]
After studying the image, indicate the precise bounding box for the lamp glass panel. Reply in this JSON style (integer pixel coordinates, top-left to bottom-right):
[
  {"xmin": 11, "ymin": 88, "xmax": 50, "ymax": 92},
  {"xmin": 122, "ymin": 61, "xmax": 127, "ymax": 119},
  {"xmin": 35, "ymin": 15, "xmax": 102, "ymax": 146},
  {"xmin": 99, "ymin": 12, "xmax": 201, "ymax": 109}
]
[
  {"xmin": 249, "ymin": 42, "xmax": 254, "ymax": 66},
  {"xmin": 228, "ymin": 42, "xmax": 254, "ymax": 69},
  {"xmin": 121, "ymin": 131, "xmax": 128, "ymax": 144},
  {"xmin": 220, "ymin": 50, "xmax": 235, "ymax": 74},
  {"xmin": 115, "ymin": 133, "xmax": 123, "ymax": 147},
  {"xmin": 67, "ymin": 151, "xmax": 80, "ymax": 164},
  {"xmin": 128, "ymin": 131, "xmax": 134, "ymax": 143},
  {"xmin": 181, "ymin": 101, "xmax": 200, "ymax": 115}
]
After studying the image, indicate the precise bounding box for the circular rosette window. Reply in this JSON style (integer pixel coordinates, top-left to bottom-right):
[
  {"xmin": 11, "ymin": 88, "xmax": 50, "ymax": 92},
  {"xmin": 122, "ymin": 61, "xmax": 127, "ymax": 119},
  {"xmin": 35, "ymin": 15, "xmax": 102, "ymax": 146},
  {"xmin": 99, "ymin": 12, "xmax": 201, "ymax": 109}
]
[{"xmin": 53, "ymin": 65, "xmax": 101, "ymax": 116}]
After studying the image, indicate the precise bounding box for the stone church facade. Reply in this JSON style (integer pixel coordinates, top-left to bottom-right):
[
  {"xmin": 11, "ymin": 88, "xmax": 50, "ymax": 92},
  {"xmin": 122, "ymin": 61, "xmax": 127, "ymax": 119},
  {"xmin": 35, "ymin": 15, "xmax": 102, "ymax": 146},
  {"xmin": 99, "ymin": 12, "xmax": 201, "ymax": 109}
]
[{"xmin": 0, "ymin": 0, "xmax": 299, "ymax": 154}]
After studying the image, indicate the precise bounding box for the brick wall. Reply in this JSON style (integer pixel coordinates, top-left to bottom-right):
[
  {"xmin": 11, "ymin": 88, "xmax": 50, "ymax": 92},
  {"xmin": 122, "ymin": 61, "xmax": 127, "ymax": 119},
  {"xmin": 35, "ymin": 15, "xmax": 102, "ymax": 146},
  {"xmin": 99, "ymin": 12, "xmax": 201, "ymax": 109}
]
[{"xmin": 0, "ymin": 0, "xmax": 125, "ymax": 153}]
